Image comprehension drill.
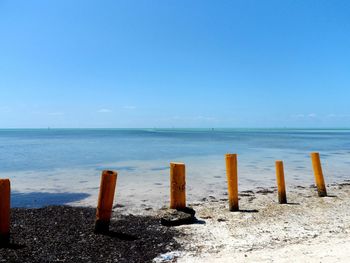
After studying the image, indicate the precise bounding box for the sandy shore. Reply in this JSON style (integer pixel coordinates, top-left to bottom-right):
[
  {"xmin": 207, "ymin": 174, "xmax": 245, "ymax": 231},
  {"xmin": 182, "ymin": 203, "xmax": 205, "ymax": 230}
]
[
  {"xmin": 156, "ymin": 181, "xmax": 350, "ymax": 262},
  {"xmin": 2, "ymin": 181, "xmax": 350, "ymax": 262}
]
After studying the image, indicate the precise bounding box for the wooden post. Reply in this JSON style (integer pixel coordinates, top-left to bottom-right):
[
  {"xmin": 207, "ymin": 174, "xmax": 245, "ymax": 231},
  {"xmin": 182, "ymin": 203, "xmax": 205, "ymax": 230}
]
[
  {"xmin": 170, "ymin": 162, "xmax": 186, "ymax": 209},
  {"xmin": 95, "ymin": 170, "xmax": 117, "ymax": 233},
  {"xmin": 275, "ymin": 161, "xmax": 287, "ymax": 204},
  {"xmin": 0, "ymin": 179, "xmax": 10, "ymax": 245},
  {"xmin": 311, "ymin": 152, "xmax": 327, "ymax": 197},
  {"xmin": 225, "ymin": 154, "xmax": 239, "ymax": 211}
]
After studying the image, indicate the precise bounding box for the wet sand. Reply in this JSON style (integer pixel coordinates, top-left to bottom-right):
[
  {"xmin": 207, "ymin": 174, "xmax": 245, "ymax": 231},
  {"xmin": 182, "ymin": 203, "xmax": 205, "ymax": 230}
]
[{"xmin": 6, "ymin": 151, "xmax": 350, "ymax": 211}]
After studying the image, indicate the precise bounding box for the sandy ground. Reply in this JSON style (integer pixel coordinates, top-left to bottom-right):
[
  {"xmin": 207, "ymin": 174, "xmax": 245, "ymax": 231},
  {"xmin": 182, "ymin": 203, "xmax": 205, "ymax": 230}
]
[
  {"xmin": 151, "ymin": 181, "xmax": 350, "ymax": 262},
  {"xmin": 8, "ymin": 169, "xmax": 349, "ymax": 262}
]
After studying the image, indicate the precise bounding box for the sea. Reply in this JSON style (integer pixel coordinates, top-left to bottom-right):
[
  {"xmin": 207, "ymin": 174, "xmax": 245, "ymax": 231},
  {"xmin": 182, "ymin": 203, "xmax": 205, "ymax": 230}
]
[{"xmin": 1, "ymin": 128, "xmax": 350, "ymax": 209}]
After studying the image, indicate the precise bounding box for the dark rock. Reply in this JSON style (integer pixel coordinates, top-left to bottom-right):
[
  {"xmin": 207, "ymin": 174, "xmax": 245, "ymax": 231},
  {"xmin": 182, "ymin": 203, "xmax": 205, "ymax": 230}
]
[
  {"xmin": 161, "ymin": 207, "xmax": 197, "ymax": 226},
  {"xmin": 179, "ymin": 207, "xmax": 196, "ymax": 216}
]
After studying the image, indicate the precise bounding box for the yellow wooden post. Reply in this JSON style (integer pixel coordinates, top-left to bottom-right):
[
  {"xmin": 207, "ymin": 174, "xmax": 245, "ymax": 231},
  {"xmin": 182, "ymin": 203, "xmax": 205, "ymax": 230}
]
[
  {"xmin": 0, "ymin": 179, "xmax": 10, "ymax": 245},
  {"xmin": 311, "ymin": 152, "xmax": 327, "ymax": 197},
  {"xmin": 275, "ymin": 161, "xmax": 287, "ymax": 204},
  {"xmin": 170, "ymin": 162, "xmax": 186, "ymax": 209},
  {"xmin": 225, "ymin": 154, "xmax": 239, "ymax": 211},
  {"xmin": 95, "ymin": 170, "xmax": 117, "ymax": 233}
]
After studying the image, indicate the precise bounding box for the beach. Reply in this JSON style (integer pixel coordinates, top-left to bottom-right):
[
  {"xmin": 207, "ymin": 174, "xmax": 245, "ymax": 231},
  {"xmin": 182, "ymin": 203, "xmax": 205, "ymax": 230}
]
[
  {"xmin": 1, "ymin": 129, "xmax": 350, "ymax": 261},
  {"xmin": 1, "ymin": 182, "xmax": 350, "ymax": 262},
  {"xmin": 166, "ymin": 182, "xmax": 350, "ymax": 262}
]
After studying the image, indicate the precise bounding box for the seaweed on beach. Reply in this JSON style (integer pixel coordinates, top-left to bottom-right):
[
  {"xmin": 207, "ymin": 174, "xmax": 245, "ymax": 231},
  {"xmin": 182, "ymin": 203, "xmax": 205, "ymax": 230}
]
[{"xmin": 0, "ymin": 206, "xmax": 181, "ymax": 263}]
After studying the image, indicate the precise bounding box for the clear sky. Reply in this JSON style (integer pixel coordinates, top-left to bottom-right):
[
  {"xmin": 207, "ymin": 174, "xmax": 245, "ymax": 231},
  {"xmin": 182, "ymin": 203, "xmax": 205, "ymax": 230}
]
[{"xmin": 1, "ymin": 0, "xmax": 350, "ymax": 128}]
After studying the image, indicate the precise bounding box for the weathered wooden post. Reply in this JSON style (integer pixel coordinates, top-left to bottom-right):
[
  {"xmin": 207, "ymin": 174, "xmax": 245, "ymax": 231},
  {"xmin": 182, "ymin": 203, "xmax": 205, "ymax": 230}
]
[
  {"xmin": 95, "ymin": 170, "xmax": 117, "ymax": 233},
  {"xmin": 0, "ymin": 179, "xmax": 10, "ymax": 245},
  {"xmin": 225, "ymin": 154, "xmax": 239, "ymax": 211},
  {"xmin": 310, "ymin": 152, "xmax": 327, "ymax": 197},
  {"xmin": 275, "ymin": 160, "xmax": 287, "ymax": 204},
  {"xmin": 170, "ymin": 162, "xmax": 186, "ymax": 209}
]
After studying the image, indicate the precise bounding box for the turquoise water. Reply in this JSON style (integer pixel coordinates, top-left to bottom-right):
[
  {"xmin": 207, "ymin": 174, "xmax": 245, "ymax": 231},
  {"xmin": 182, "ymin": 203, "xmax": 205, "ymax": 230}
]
[{"xmin": 1, "ymin": 129, "xmax": 350, "ymax": 208}]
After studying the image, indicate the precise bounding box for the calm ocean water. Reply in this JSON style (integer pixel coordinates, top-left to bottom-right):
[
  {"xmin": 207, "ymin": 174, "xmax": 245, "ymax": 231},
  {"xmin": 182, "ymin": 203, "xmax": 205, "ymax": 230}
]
[{"xmin": 1, "ymin": 129, "xmax": 350, "ymax": 208}]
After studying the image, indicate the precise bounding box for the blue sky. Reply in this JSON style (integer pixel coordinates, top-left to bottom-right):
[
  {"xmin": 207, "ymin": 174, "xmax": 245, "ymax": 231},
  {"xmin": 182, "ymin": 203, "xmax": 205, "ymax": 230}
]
[{"xmin": 1, "ymin": 0, "xmax": 350, "ymax": 128}]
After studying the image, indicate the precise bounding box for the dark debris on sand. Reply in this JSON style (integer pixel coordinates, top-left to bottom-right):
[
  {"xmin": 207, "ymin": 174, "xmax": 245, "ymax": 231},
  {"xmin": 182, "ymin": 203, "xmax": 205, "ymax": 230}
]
[{"xmin": 0, "ymin": 206, "xmax": 182, "ymax": 263}]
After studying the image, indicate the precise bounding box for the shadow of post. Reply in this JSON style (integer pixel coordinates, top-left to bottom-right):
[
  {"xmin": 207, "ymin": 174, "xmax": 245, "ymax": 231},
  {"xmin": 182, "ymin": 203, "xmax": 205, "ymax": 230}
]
[{"xmin": 11, "ymin": 192, "xmax": 90, "ymax": 208}]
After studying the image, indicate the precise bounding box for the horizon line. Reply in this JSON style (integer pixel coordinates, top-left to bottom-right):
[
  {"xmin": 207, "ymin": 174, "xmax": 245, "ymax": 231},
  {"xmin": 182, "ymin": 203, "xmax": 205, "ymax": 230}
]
[{"xmin": 1, "ymin": 127, "xmax": 350, "ymax": 130}]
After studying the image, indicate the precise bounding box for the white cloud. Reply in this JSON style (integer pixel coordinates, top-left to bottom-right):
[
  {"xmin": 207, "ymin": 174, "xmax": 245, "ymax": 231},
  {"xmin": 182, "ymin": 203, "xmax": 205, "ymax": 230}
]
[
  {"xmin": 308, "ymin": 113, "xmax": 317, "ymax": 118},
  {"xmin": 97, "ymin": 108, "xmax": 112, "ymax": 113},
  {"xmin": 291, "ymin": 113, "xmax": 320, "ymax": 119}
]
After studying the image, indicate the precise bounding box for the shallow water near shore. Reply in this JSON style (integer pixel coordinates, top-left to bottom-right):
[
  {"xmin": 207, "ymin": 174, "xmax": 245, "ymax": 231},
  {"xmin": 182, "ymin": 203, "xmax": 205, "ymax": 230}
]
[{"xmin": 1, "ymin": 128, "xmax": 350, "ymax": 209}]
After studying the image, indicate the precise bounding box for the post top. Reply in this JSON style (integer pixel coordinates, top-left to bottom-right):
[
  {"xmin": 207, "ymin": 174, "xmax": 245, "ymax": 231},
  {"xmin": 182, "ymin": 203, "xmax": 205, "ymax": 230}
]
[
  {"xmin": 102, "ymin": 170, "xmax": 117, "ymax": 176},
  {"xmin": 0, "ymin": 178, "xmax": 10, "ymax": 182},
  {"xmin": 0, "ymin": 178, "xmax": 10, "ymax": 184},
  {"xmin": 170, "ymin": 162, "xmax": 185, "ymax": 166}
]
